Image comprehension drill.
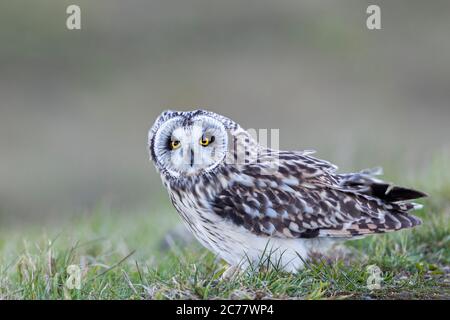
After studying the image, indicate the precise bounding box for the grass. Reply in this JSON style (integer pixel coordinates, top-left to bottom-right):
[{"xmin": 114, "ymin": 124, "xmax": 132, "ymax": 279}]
[{"xmin": 0, "ymin": 156, "xmax": 449, "ymax": 299}]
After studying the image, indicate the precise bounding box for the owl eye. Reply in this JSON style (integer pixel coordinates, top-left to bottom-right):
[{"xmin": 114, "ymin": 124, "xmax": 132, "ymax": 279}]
[
  {"xmin": 170, "ymin": 140, "xmax": 181, "ymax": 150},
  {"xmin": 200, "ymin": 135, "xmax": 215, "ymax": 147}
]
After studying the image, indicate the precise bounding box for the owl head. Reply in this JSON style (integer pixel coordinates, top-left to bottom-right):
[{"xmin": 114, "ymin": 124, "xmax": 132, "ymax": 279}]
[{"xmin": 148, "ymin": 109, "xmax": 239, "ymax": 177}]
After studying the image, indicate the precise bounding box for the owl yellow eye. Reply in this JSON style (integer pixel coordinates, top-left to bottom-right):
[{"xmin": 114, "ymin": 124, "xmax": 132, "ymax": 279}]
[
  {"xmin": 170, "ymin": 140, "xmax": 181, "ymax": 150},
  {"xmin": 200, "ymin": 137, "xmax": 210, "ymax": 146},
  {"xmin": 200, "ymin": 135, "xmax": 214, "ymax": 147}
]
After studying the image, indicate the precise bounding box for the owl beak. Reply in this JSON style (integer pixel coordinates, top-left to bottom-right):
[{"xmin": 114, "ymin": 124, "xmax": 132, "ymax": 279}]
[{"xmin": 190, "ymin": 148, "xmax": 194, "ymax": 167}]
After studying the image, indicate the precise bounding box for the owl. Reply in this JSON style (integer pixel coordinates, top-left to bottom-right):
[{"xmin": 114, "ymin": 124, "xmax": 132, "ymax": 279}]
[{"xmin": 148, "ymin": 109, "xmax": 426, "ymax": 274}]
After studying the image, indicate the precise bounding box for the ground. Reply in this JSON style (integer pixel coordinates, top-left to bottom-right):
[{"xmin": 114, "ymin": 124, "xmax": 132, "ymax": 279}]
[{"xmin": 0, "ymin": 158, "xmax": 449, "ymax": 299}]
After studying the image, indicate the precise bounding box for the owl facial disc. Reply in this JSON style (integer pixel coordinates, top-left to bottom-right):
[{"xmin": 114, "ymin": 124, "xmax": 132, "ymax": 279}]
[{"xmin": 149, "ymin": 111, "xmax": 229, "ymax": 177}]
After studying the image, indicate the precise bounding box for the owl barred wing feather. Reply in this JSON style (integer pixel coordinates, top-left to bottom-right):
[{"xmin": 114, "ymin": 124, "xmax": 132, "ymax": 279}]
[{"xmin": 211, "ymin": 151, "xmax": 427, "ymax": 239}]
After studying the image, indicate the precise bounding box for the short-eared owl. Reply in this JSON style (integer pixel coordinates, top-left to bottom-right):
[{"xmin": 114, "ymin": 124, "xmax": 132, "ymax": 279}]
[{"xmin": 148, "ymin": 109, "xmax": 426, "ymax": 272}]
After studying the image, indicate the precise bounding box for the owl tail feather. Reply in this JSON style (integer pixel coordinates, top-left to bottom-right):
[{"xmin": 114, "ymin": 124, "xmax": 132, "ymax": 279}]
[{"xmin": 338, "ymin": 168, "xmax": 428, "ymax": 203}]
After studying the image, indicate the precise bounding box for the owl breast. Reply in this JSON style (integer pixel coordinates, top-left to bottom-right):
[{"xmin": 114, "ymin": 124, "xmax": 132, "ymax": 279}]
[{"xmin": 166, "ymin": 180, "xmax": 246, "ymax": 264}]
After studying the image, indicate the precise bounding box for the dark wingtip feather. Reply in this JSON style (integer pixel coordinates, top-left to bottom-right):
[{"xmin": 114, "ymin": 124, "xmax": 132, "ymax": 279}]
[{"xmin": 370, "ymin": 183, "xmax": 428, "ymax": 202}]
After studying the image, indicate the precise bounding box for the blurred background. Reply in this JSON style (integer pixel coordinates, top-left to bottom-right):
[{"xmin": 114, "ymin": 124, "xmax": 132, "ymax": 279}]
[{"xmin": 1, "ymin": 0, "xmax": 449, "ymax": 226}]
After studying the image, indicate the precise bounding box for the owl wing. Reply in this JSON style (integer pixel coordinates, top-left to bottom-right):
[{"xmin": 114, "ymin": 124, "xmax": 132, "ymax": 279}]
[{"xmin": 211, "ymin": 151, "xmax": 426, "ymax": 238}]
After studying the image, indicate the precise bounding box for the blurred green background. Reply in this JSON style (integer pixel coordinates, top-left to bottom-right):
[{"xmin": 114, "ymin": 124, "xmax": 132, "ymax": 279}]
[{"xmin": 1, "ymin": 0, "xmax": 449, "ymax": 225}]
